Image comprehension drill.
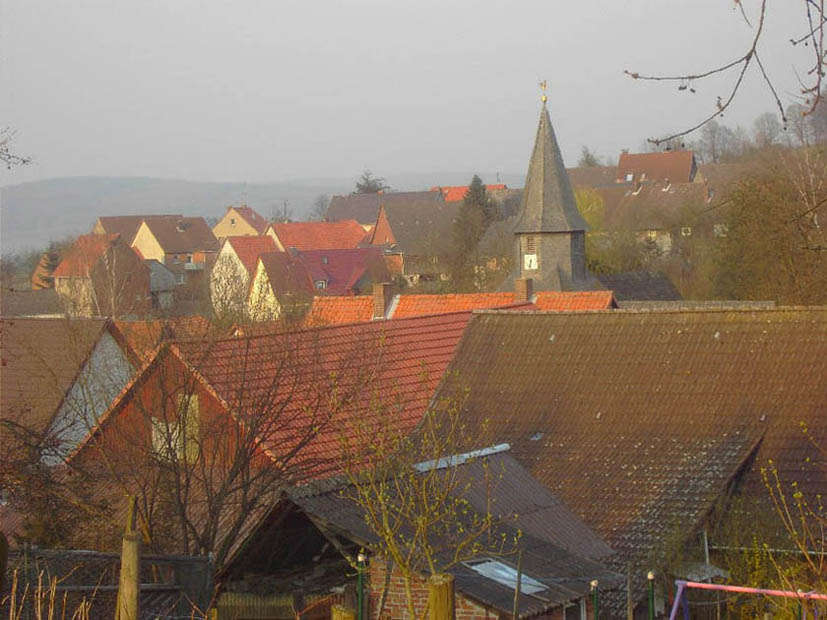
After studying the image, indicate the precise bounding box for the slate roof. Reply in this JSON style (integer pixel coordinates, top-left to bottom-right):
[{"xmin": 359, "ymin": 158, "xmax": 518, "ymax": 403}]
[
  {"xmin": 95, "ymin": 215, "xmax": 183, "ymax": 245},
  {"xmin": 596, "ymin": 272, "xmax": 681, "ymax": 302},
  {"xmin": 0, "ymin": 317, "xmax": 107, "ymax": 436},
  {"xmin": 381, "ymin": 201, "xmax": 460, "ymax": 258},
  {"xmin": 435, "ymin": 308, "xmax": 827, "ymax": 574},
  {"xmin": 145, "ymin": 260, "xmax": 177, "ymax": 292},
  {"xmin": 270, "ymin": 220, "xmax": 367, "ymax": 252},
  {"xmin": 616, "ymin": 151, "xmax": 697, "ymax": 184},
  {"xmin": 327, "ymin": 191, "xmax": 444, "ymax": 226},
  {"xmin": 172, "ymin": 311, "xmax": 474, "ymax": 478},
  {"xmin": 431, "ymin": 184, "xmax": 507, "ymax": 202},
  {"xmin": 0, "ymin": 288, "xmax": 65, "ymax": 317},
  {"xmin": 225, "ymin": 236, "xmax": 278, "ymax": 276},
  {"xmin": 513, "ymin": 103, "xmax": 588, "ymax": 234},
  {"xmin": 291, "ymin": 451, "xmax": 620, "ymax": 617},
  {"xmin": 295, "ymin": 248, "xmax": 390, "ymax": 296},
  {"xmin": 233, "ymin": 206, "xmax": 269, "ymax": 234},
  {"xmin": 52, "ymin": 234, "xmax": 122, "ymax": 278},
  {"xmin": 142, "ymin": 217, "xmax": 219, "ymax": 254}
]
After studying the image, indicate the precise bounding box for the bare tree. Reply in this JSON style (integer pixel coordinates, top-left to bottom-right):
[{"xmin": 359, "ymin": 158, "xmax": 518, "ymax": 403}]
[
  {"xmin": 0, "ymin": 127, "xmax": 31, "ymax": 169},
  {"xmin": 753, "ymin": 112, "xmax": 783, "ymax": 148},
  {"xmin": 626, "ymin": 1, "xmax": 826, "ymax": 144},
  {"xmin": 310, "ymin": 194, "xmax": 330, "ymax": 221},
  {"xmin": 339, "ymin": 386, "xmax": 520, "ymax": 618}
]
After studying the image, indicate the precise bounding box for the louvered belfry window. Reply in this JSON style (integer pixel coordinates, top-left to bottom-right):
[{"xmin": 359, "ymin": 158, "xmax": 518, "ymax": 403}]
[{"xmin": 526, "ymin": 235, "xmax": 536, "ymax": 254}]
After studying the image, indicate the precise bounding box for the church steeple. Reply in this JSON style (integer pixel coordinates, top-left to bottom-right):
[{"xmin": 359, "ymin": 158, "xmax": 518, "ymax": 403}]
[
  {"xmin": 514, "ymin": 100, "xmax": 587, "ymax": 234},
  {"xmin": 512, "ymin": 92, "xmax": 589, "ymax": 289}
]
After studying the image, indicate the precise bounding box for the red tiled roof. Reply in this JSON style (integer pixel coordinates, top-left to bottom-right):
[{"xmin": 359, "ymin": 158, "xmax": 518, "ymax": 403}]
[
  {"xmin": 110, "ymin": 317, "xmax": 212, "ymax": 365},
  {"xmin": 52, "ymin": 234, "xmax": 121, "ymax": 278},
  {"xmin": 296, "ymin": 248, "xmax": 390, "ymax": 296},
  {"xmin": 393, "ymin": 292, "xmax": 519, "ymax": 318},
  {"xmin": 174, "ymin": 311, "xmax": 473, "ymax": 478},
  {"xmin": 304, "ymin": 296, "xmax": 375, "ymax": 326},
  {"xmin": 431, "ymin": 184, "xmax": 508, "ymax": 202},
  {"xmin": 271, "ymin": 220, "xmax": 366, "ymax": 252},
  {"xmin": 233, "ymin": 206, "xmax": 269, "ymax": 234},
  {"xmin": 533, "ymin": 291, "xmax": 616, "ymax": 311},
  {"xmin": 616, "ymin": 151, "xmax": 696, "ymax": 184},
  {"xmin": 226, "ymin": 236, "xmax": 278, "ymax": 276}
]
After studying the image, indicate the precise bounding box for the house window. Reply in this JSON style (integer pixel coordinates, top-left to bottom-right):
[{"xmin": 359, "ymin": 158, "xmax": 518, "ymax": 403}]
[
  {"xmin": 526, "ymin": 235, "xmax": 535, "ymax": 254},
  {"xmin": 713, "ymin": 223, "xmax": 728, "ymax": 238},
  {"xmin": 151, "ymin": 394, "xmax": 200, "ymax": 463},
  {"xmin": 647, "ymin": 230, "xmax": 658, "ymax": 241},
  {"xmin": 230, "ymin": 217, "xmax": 236, "ymax": 226},
  {"xmin": 564, "ymin": 600, "xmax": 586, "ymax": 620},
  {"xmin": 681, "ymin": 226, "xmax": 692, "ymax": 237},
  {"xmin": 187, "ymin": 255, "xmax": 193, "ymax": 263},
  {"xmin": 625, "ymin": 173, "xmax": 634, "ymax": 182},
  {"xmin": 176, "ymin": 273, "xmax": 184, "ymax": 285},
  {"xmin": 315, "ymin": 280, "xmax": 327, "ymax": 290}
]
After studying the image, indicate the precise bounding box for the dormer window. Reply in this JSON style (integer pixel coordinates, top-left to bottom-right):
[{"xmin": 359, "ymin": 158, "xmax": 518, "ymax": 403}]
[
  {"xmin": 625, "ymin": 173, "xmax": 634, "ymax": 182},
  {"xmin": 315, "ymin": 280, "xmax": 327, "ymax": 290}
]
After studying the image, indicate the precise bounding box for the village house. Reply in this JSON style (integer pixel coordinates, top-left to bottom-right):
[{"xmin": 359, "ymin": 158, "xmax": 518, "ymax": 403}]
[
  {"xmin": 52, "ymin": 233, "xmax": 151, "ymax": 318},
  {"xmin": 131, "ymin": 216, "xmax": 219, "ymax": 284},
  {"xmin": 212, "ymin": 205, "xmax": 269, "ymax": 239},
  {"xmin": 615, "ymin": 150, "xmax": 699, "ymax": 185},
  {"xmin": 92, "ymin": 214, "xmax": 184, "ymax": 245},
  {"xmin": 296, "ymin": 247, "xmax": 390, "ymax": 296},
  {"xmin": 247, "ymin": 252, "xmax": 314, "ymax": 321},
  {"xmin": 210, "ymin": 235, "xmax": 279, "ymax": 318},
  {"xmin": 433, "ymin": 306, "xmax": 827, "ymax": 616}
]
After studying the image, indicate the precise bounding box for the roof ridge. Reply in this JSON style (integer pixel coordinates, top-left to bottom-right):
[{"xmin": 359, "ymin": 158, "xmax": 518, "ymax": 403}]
[{"xmin": 473, "ymin": 305, "xmax": 827, "ymax": 316}]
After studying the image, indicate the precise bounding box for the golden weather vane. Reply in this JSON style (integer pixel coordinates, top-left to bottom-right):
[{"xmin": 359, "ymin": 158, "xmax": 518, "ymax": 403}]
[{"xmin": 539, "ymin": 80, "xmax": 548, "ymax": 103}]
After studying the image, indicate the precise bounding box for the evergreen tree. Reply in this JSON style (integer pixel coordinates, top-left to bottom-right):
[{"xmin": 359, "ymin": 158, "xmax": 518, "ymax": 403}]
[{"xmin": 355, "ymin": 170, "xmax": 389, "ymax": 194}]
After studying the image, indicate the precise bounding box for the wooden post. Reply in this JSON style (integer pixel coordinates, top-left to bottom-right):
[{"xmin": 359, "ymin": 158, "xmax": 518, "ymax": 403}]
[
  {"xmin": 331, "ymin": 604, "xmax": 357, "ymax": 620},
  {"xmin": 117, "ymin": 496, "xmax": 140, "ymax": 620},
  {"xmin": 428, "ymin": 573, "xmax": 455, "ymax": 620},
  {"xmin": 0, "ymin": 532, "xmax": 8, "ymax": 594}
]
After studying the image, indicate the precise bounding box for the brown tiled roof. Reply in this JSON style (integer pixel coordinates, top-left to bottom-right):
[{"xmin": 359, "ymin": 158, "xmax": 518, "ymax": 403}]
[
  {"xmin": 436, "ymin": 308, "xmax": 827, "ymax": 571},
  {"xmin": 95, "ymin": 215, "xmax": 183, "ymax": 245},
  {"xmin": 110, "ymin": 317, "xmax": 212, "ymax": 365},
  {"xmin": 52, "ymin": 234, "xmax": 122, "ymax": 278},
  {"xmin": 0, "ymin": 317, "xmax": 107, "ymax": 436},
  {"xmin": 233, "ymin": 206, "xmax": 269, "ymax": 234},
  {"xmin": 327, "ymin": 191, "xmax": 445, "ymax": 226},
  {"xmin": 142, "ymin": 217, "xmax": 219, "ymax": 254},
  {"xmin": 225, "ymin": 236, "xmax": 278, "ymax": 276},
  {"xmin": 596, "ymin": 182, "xmax": 712, "ymax": 231},
  {"xmin": 0, "ymin": 289, "xmax": 65, "ymax": 317},
  {"xmin": 270, "ymin": 220, "xmax": 366, "ymax": 252},
  {"xmin": 616, "ymin": 151, "xmax": 697, "ymax": 184},
  {"xmin": 256, "ymin": 252, "xmax": 315, "ymax": 301},
  {"xmin": 297, "ymin": 248, "xmax": 390, "ymax": 296}
]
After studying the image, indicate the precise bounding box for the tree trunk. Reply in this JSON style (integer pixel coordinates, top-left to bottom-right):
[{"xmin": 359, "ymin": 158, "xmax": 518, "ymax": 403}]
[
  {"xmin": 117, "ymin": 532, "xmax": 140, "ymax": 620},
  {"xmin": 428, "ymin": 574, "xmax": 455, "ymax": 620}
]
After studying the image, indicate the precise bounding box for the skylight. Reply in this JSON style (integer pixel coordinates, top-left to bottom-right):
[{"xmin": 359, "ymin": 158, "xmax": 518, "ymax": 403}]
[{"xmin": 465, "ymin": 559, "xmax": 547, "ymax": 595}]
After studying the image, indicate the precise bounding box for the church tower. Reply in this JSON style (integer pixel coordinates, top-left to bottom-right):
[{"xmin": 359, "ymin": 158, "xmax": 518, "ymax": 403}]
[{"xmin": 512, "ymin": 92, "xmax": 589, "ymax": 290}]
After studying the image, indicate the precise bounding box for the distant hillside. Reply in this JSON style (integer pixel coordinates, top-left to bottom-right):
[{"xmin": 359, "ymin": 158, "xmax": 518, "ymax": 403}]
[{"xmin": 0, "ymin": 173, "xmax": 526, "ymax": 253}]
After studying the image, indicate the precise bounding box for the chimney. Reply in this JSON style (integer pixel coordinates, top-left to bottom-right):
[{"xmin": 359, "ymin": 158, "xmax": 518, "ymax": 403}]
[
  {"xmin": 176, "ymin": 220, "xmax": 186, "ymax": 232},
  {"xmin": 515, "ymin": 277, "xmax": 533, "ymax": 303},
  {"xmin": 373, "ymin": 282, "xmax": 392, "ymax": 319}
]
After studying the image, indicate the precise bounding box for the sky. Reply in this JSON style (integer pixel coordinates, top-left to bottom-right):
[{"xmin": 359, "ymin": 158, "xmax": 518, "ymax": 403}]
[{"xmin": 0, "ymin": 0, "xmax": 813, "ymax": 187}]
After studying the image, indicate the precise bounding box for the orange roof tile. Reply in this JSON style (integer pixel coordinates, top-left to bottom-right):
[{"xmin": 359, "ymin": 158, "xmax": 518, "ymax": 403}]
[
  {"xmin": 431, "ymin": 184, "xmax": 508, "ymax": 202},
  {"xmin": 305, "ymin": 296, "xmax": 375, "ymax": 326},
  {"xmin": 533, "ymin": 291, "xmax": 616, "ymax": 311},
  {"xmin": 271, "ymin": 220, "xmax": 366, "ymax": 251},
  {"xmin": 52, "ymin": 234, "xmax": 121, "ymax": 278},
  {"xmin": 393, "ymin": 292, "xmax": 519, "ymax": 318},
  {"xmin": 110, "ymin": 317, "xmax": 212, "ymax": 365},
  {"xmin": 226, "ymin": 236, "xmax": 278, "ymax": 276}
]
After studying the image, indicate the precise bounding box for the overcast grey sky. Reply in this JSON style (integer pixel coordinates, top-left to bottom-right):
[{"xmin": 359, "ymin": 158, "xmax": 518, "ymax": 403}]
[{"xmin": 0, "ymin": 1, "xmax": 812, "ymax": 186}]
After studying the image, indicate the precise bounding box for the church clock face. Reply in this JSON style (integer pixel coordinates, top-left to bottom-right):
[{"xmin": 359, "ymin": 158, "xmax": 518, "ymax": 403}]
[{"xmin": 524, "ymin": 253, "xmax": 538, "ymax": 270}]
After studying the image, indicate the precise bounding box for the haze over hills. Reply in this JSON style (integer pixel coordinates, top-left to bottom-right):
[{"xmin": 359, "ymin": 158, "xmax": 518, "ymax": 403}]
[{"xmin": 0, "ymin": 172, "xmax": 526, "ymax": 253}]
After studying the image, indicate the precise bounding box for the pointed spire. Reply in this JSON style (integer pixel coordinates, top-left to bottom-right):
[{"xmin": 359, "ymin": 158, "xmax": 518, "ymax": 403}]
[{"xmin": 514, "ymin": 100, "xmax": 587, "ymax": 233}]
